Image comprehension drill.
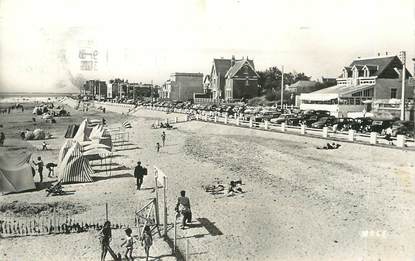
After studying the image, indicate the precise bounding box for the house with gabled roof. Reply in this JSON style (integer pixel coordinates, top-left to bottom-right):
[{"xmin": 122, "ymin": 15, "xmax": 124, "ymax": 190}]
[
  {"xmin": 300, "ymin": 55, "xmax": 414, "ymax": 117},
  {"xmin": 207, "ymin": 56, "xmax": 259, "ymax": 101}
]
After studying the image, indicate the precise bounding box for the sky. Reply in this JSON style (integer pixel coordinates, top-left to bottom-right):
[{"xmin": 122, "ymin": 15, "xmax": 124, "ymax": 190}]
[{"xmin": 0, "ymin": 0, "xmax": 414, "ymax": 93}]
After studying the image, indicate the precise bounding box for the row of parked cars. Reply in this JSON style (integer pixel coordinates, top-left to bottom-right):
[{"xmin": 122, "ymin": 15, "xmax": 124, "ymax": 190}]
[{"xmin": 137, "ymin": 101, "xmax": 414, "ymax": 138}]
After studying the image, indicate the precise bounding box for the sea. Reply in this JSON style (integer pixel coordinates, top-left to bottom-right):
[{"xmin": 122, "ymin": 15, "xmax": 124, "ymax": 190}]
[{"xmin": 0, "ymin": 92, "xmax": 78, "ymax": 104}]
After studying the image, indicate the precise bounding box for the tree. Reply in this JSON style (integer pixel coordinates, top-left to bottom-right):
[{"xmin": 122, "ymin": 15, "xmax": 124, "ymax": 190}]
[{"xmin": 256, "ymin": 67, "xmax": 311, "ymax": 102}]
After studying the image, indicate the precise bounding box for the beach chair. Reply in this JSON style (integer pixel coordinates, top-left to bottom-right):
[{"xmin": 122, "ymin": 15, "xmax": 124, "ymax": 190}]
[{"xmin": 46, "ymin": 180, "xmax": 65, "ymax": 196}]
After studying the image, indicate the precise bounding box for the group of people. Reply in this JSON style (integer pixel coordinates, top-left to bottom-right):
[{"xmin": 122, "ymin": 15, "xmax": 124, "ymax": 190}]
[
  {"xmin": 99, "ymin": 221, "xmax": 153, "ymax": 261},
  {"xmin": 31, "ymin": 156, "xmax": 57, "ymax": 184}
]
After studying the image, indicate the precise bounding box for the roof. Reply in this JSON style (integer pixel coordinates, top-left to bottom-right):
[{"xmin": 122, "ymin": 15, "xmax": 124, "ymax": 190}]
[
  {"xmin": 349, "ymin": 56, "xmax": 397, "ymax": 77},
  {"xmin": 213, "ymin": 59, "xmax": 232, "ymax": 76},
  {"xmin": 225, "ymin": 59, "xmax": 258, "ymax": 78},
  {"xmin": 287, "ymin": 80, "xmax": 318, "ymax": 89},
  {"xmin": 311, "ymin": 84, "xmax": 374, "ymax": 96}
]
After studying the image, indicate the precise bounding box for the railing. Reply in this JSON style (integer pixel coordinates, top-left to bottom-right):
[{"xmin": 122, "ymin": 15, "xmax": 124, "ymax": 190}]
[{"xmin": 140, "ymin": 105, "xmax": 414, "ymax": 149}]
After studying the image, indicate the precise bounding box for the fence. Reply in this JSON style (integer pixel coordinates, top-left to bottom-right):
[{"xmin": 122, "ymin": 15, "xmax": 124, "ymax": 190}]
[
  {"xmin": 0, "ymin": 215, "xmax": 135, "ymax": 238},
  {"xmin": 141, "ymin": 105, "xmax": 414, "ymax": 149}
]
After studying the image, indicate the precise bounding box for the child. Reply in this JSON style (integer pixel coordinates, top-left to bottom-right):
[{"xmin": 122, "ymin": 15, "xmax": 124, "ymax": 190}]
[
  {"xmin": 42, "ymin": 141, "xmax": 48, "ymax": 150},
  {"xmin": 141, "ymin": 225, "xmax": 152, "ymax": 261},
  {"xmin": 120, "ymin": 228, "xmax": 133, "ymax": 261},
  {"xmin": 156, "ymin": 142, "xmax": 161, "ymax": 153}
]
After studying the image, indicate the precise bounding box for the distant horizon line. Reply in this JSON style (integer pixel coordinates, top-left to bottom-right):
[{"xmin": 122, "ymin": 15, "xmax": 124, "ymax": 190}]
[{"xmin": 0, "ymin": 91, "xmax": 79, "ymax": 94}]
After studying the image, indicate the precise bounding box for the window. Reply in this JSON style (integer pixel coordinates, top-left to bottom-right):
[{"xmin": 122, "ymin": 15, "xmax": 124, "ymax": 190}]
[{"xmin": 390, "ymin": 88, "xmax": 397, "ymax": 99}]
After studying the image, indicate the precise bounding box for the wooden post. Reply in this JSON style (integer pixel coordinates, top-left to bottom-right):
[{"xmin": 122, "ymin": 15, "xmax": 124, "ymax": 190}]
[
  {"xmin": 370, "ymin": 132, "xmax": 377, "ymax": 144},
  {"xmin": 186, "ymin": 239, "xmax": 190, "ymax": 260},
  {"xmin": 348, "ymin": 130, "xmax": 355, "ymax": 141},
  {"xmin": 300, "ymin": 124, "xmax": 306, "ymax": 135},
  {"xmin": 173, "ymin": 214, "xmax": 177, "ymax": 254},
  {"xmin": 397, "ymin": 135, "xmax": 405, "ymax": 147},
  {"xmin": 154, "ymin": 170, "xmax": 160, "ymax": 226},
  {"xmin": 105, "ymin": 203, "xmax": 108, "ymax": 221},
  {"xmin": 163, "ymin": 176, "xmax": 167, "ymax": 238},
  {"xmin": 322, "ymin": 127, "xmax": 328, "ymax": 138},
  {"xmin": 281, "ymin": 123, "xmax": 286, "ymax": 132},
  {"xmin": 264, "ymin": 120, "xmax": 269, "ymax": 130}
]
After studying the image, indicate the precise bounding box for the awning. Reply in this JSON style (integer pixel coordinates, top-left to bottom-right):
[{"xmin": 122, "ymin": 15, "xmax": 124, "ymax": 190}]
[{"xmin": 300, "ymin": 93, "xmax": 339, "ymax": 101}]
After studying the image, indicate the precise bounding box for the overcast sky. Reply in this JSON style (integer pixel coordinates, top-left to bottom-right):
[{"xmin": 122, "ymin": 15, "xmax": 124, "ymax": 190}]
[{"xmin": 0, "ymin": 0, "xmax": 414, "ymax": 92}]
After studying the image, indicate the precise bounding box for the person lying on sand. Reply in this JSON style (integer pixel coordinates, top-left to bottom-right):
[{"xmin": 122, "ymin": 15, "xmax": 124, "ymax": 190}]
[
  {"xmin": 227, "ymin": 180, "xmax": 244, "ymax": 196},
  {"xmin": 317, "ymin": 142, "xmax": 341, "ymax": 150}
]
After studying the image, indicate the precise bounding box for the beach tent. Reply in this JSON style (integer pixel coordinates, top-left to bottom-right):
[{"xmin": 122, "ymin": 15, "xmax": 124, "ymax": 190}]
[
  {"xmin": 88, "ymin": 119, "xmax": 102, "ymax": 127},
  {"xmin": 64, "ymin": 124, "xmax": 79, "ymax": 138},
  {"xmin": 58, "ymin": 139, "xmax": 76, "ymax": 164},
  {"xmin": 0, "ymin": 152, "xmax": 36, "ymax": 194},
  {"xmin": 58, "ymin": 142, "xmax": 93, "ymax": 184},
  {"xmin": 73, "ymin": 119, "xmax": 92, "ymax": 142}
]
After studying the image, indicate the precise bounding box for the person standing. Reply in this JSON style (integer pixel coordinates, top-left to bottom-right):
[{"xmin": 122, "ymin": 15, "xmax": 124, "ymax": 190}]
[
  {"xmin": 99, "ymin": 221, "xmax": 112, "ymax": 261},
  {"xmin": 33, "ymin": 156, "xmax": 44, "ymax": 183},
  {"xmin": 134, "ymin": 161, "xmax": 147, "ymax": 190},
  {"xmin": 141, "ymin": 225, "xmax": 153, "ymax": 261},
  {"xmin": 156, "ymin": 142, "xmax": 161, "ymax": 153},
  {"xmin": 161, "ymin": 131, "xmax": 166, "ymax": 147},
  {"xmin": 120, "ymin": 228, "xmax": 134, "ymax": 261},
  {"xmin": 0, "ymin": 132, "xmax": 5, "ymax": 146},
  {"xmin": 175, "ymin": 190, "xmax": 192, "ymax": 229}
]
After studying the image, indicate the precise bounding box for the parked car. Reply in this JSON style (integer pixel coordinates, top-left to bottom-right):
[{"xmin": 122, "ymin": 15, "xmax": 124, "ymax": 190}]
[
  {"xmin": 370, "ymin": 119, "xmax": 395, "ymax": 134},
  {"xmin": 311, "ymin": 116, "xmax": 337, "ymax": 129},
  {"xmin": 351, "ymin": 117, "xmax": 373, "ymax": 132},
  {"xmin": 391, "ymin": 121, "xmax": 415, "ymax": 137},
  {"xmin": 335, "ymin": 118, "xmax": 354, "ymax": 131},
  {"xmin": 270, "ymin": 114, "xmax": 296, "ymax": 124},
  {"xmin": 286, "ymin": 117, "xmax": 302, "ymax": 126}
]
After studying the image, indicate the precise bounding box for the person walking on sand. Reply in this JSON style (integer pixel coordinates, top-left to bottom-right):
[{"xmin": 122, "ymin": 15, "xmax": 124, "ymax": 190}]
[
  {"xmin": 99, "ymin": 221, "xmax": 112, "ymax": 261},
  {"xmin": 120, "ymin": 228, "xmax": 134, "ymax": 261},
  {"xmin": 161, "ymin": 131, "xmax": 166, "ymax": 147},
  {"xmin": 141, "ymin": 225, "xmax": 153, "ymax": 261},
  {"xmin": 175, "ymin": 190, "xmax": 192, "ymax": 229},
  {"xmin": 134, "ymin": 161, "xmax": 147, "ymax": 190},
  {"xmin": 46, "ymin": 162, "xmax": 57, "ymax": 177},
  {"xmin": 156, "ymin": 142, "xmax": 161, "ymax": 153},
  {"xmin": 33, "ymin": 156, "xmax": 44, "ymax": 183}
]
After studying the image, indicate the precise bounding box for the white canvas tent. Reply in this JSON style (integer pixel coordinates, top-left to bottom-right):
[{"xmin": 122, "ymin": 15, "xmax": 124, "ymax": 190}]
[
  {"xmin": 73, "ymin": 119, "xmax": 92, "ymax": 142},
  {"xmin": 58, "ymin": 142, "xmax": 94, "ymax": 184},
  {"xmin": 0, "ymin": 152, "xmax": 35, "ymax": 194}
]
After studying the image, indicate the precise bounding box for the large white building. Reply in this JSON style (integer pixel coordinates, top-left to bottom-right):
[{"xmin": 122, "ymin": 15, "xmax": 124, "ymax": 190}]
[{"xmin": 300, "ymin": 55, "xmax": 414, "ymax": 117}]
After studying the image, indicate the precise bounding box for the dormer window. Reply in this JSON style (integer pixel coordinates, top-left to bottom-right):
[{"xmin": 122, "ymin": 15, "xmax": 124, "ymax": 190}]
[
  {"xmin": 342, "ymin": 68, "xmax": 348, "ymax": 78},
  {"xmin": 363, "ymin": 67, "xmax": 370, "ymax": 77},
  {"xmin": 352, "ymin": 67, "xmax": 359, "ymax": 79}
]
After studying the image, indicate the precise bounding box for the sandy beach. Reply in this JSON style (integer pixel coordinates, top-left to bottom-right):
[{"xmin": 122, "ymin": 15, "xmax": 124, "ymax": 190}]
[{"xmin": 1, "ymin": 100, "xmax": 415, "ymax": 260}]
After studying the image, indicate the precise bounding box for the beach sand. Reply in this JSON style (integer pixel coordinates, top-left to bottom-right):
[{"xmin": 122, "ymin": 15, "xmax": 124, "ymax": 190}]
[{"xmin": 1, "ymin": 101, "xmax": 415, "ymax": 260}]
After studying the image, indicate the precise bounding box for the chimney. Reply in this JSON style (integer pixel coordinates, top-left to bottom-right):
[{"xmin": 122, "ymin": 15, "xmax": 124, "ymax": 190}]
[{"xmin": 231, "ymin": 55, "xmax": 235, "ymax": 66}]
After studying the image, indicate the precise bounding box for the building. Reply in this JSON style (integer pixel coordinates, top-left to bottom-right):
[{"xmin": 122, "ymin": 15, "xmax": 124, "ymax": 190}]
[
  {"xmin": 108, "ymin": 79, "xmax": 155, "ymax": 100},
  {"xmin": 83, "ymin": 80, "xmax": 107, "ymax": 100},
  {"xmin": 206, "ymin": 56, "xmax": 259, "ymax": 101},
  {"xmin": 160, "ymin": 73, "xmax": 203, "ymax": 101},
  {"xmin": 300, "ymin": 55, "xmax": 414, "ymax": 117}
]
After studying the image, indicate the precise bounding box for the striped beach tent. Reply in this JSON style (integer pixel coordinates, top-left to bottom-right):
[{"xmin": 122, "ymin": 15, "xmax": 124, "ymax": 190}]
[
  {"xmin": 58, "ymin": 139, "xmax": 76, "ymax": 164},
  {"xmin": 73, "ymin": 119, "xmax": 92, "ymax": 142},
  {"xmin": 122, "ymin": 120, "xmax": 132, "ymax": 128},
  {"xmin": 58, "ymin": 142, "xmax": 93, "ymax": 184}
]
